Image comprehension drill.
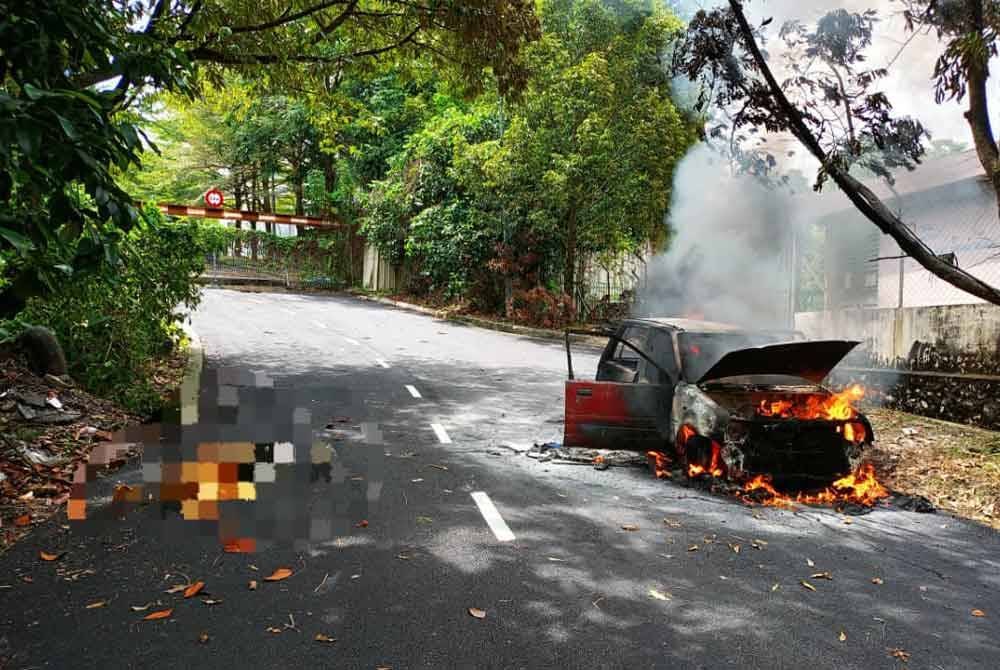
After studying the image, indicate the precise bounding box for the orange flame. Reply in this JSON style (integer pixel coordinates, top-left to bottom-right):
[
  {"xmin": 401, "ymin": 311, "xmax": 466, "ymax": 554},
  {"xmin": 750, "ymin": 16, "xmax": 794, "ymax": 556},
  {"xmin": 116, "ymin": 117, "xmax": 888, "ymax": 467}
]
[
  {"xmin": 687, "ymin": 439, "xmax": 725, "ymax": 478},
  {"xmin": 647, "ymin": 451, "xmax": 672, "ymax": 478},
  {"xmin": 757, "ymin": 384, "xmax": 865, "ymax": 422},
  {"xmin": 741, "ymin": 463, "xmax": 888, "ymax": 508}
]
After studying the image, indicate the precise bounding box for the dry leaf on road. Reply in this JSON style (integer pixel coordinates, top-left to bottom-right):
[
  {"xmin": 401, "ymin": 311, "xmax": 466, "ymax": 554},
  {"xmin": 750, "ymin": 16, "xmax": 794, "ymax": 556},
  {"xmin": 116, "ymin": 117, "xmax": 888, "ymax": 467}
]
[
  {"xmin": 648, "ymin": 589, "xmax": 671, "ymax": 601},
  {"xmin": 130, "ymin": 604, "xmax": 152, "ymax": 612},
  {"xmin": 85, "ymin": 601, "xmax": 106, "ymax": 609},
  {"xmin": 314, "ymin": 633, "xmax": 336, "ymax": 643},
  {"xmin": 871, "ymin": 577, "xmax": 884, "ymax": 585},
  {"xmin": 248, "ymin": 580, "xmax": 258, "ymax": 590},
  {"xmin": 14, "ymin": 514, "xmax": 30, "ymax": 527},
  {"xmin": 266, "ymin": 627, "xmax": 283, "ymax": 634},
  {"xmin": 143, "ymin": 609, "xmax": 173, "ymax": 621},
  {"xmin": 164, "ymin": 584, "xmax": 187, "ymax": 594},
  {"xmin": 39, "ymin": 551, "xmax": 61, "ymax": 562},
  {"xmin": 729, "ymin": 543, "xmax": 741, "ymax": 553},
  {"xmin": 264, "ymin": 568, "xmax": 293, "ymax": 582},
  {"xmin": 203, "ymin": 599, "xmax": 223, "ymax": 606},
  {"xmin": 811, "ymin": 572, "xmax": 833, "ymax": 580},
  {"xmin": 771, "ymin": 583, "xmax": 780, "ymax": 592},
  {"xmin": 889, "ymin": 648, "xmax": 910, "ymax": 661},
  {"xmin": 355, "ymin": 520, "xmax": 369, "ymax": 528},
  {"xmin": 183, "ymin": 581, "xmax": 205, "ymax": 598},
  {"xmin": 972, "ymin": 609, "xmax": 986, "ymax": 617},
  {"xmin": 198, "ymin": 632, "xmax": 209, "ymax": 644},
  {"xmin": 468, "ymin": 607, "xmax": 487, "ymax": 619},
  {"xmin": 801, "ymin": 581, "xmax": 816, "ymax": 592},
  {"xmin": 621, "ymin": 524, "xmax": 639, "ymax": 531},
  {"xmin": 838, "ymin": 631, "xmax": 847, "ymax": 642},
  {"xmin": 806, "ymin": 558, "xmax": 815, "ymax": 567},
  {"xmin": 687, "ymin": 545, "xmax": 699, "ymax": 552}
]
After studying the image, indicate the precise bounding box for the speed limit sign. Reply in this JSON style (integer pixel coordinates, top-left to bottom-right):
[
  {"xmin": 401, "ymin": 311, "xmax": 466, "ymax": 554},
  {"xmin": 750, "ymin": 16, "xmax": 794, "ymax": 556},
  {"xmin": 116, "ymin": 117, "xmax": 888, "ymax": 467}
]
[{"xmin": 205, "ymin": 188, "xmax": 224, "ymax": 208}]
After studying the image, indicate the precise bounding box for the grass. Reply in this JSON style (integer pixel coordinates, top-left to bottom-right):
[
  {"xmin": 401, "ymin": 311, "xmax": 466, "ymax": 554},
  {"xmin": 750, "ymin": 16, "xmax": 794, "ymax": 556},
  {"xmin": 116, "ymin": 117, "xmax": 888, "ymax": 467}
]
[{"xmin": 866, "ymin": 407, "xmax": 1000, "ymax": 528}]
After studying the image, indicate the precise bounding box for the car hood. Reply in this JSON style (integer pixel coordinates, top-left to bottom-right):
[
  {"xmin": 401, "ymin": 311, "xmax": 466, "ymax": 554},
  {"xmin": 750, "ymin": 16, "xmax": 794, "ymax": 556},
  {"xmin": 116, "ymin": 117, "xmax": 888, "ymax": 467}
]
[{"xmin": 697, "ymin": 340, "xmax": 860, "ymax": 384}]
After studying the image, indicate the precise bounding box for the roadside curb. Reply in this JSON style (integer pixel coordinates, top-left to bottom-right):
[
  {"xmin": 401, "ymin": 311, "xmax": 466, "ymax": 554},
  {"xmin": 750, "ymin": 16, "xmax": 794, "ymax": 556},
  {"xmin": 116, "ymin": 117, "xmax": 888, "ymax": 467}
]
[
  {"xmin": 178, "ymin": 319, "xmax": 204, "ymax": 426},
  {"xmin": 346, "ymin": 290, "xmax": 607, "ymax": 349}
]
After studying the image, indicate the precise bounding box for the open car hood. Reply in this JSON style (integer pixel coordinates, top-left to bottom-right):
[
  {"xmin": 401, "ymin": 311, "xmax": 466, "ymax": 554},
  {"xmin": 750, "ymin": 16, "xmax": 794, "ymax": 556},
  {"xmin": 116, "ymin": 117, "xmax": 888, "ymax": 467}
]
[{"xmin": 697, "ymin": 340, "xmax": 860, "ymax": 384}]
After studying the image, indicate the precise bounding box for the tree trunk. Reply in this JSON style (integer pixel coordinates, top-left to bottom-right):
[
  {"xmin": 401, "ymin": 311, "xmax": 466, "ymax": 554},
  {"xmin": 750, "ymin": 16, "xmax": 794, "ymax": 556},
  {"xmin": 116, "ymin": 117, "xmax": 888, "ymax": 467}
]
[
  {"xmin": 294, "ymin": 167, "xmax": 305, "ymax": 216},
  {"xmin": 564, "ymin": 206, "xmax": 577, "ymax": 305},
  {"xmin": 729, "ymin": 0, "xmax": 1000, "ymax": 306},
  {"xmin": 961, "ymin": 0, "xmax": 1000, "ymax": 218}
]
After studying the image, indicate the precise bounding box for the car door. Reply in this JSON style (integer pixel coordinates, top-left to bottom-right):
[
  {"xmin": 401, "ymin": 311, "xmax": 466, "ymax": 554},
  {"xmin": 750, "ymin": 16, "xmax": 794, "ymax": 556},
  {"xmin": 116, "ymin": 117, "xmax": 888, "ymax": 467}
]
[{"xmin": 564, "ymin": 325, "xmax": 675, "ymax": 450}]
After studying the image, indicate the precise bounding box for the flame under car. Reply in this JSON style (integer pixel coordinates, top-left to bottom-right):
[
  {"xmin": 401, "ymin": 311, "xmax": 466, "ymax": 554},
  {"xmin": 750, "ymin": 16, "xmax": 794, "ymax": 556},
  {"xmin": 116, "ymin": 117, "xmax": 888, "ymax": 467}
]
[{"xmin": 563, "ymin": 318, "xmax": 872, "ymax": 488}]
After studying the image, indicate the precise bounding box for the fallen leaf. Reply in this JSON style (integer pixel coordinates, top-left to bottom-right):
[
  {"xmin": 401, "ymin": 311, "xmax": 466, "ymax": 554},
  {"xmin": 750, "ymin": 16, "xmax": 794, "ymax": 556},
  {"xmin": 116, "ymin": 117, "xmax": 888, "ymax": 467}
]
[
  {"xmin": 19, "ymin": 491, "xmax": 34, "ymax": 501},
  {"xmin": 85, "ymin": 600, "xmax": 106, "ymax": 609},
  {"xmin": 355, "ymin": 520, "xmax": 369, "ymax": 528},
  {"xmin": 771, "ymin": 583, "xmax": 780, "ymax": 592},
  {"xmin": 416, "ymin": 516, "xmax": 433, "ymax": 524},
  {"xmin": 198, "ymin": 632, "xmax": 209, "ymax": 644},
  {"xmin": 39, "ymin": 551, "xmax": 61, "ymax": 562},
  {"xmin": 752, "ymin": 539, "xmax": 767, "ymax": 549},
  {"xmin": 183, "ymin": 581, "xmax": 205, "ymax": 598},
  {"xmin": 871, "ymin": 577, "xmax": 884, "ymax": 585},
  {"xmin": 811, "ymin": 572, "xmax": 833, "ymax": 580},
  {"xmin": 165, "ymin": 584, "xmax": 187, "ymax": 594},
  {"xmin": 806, "ymin": 558, "xmax": 815, "ymax": 567},
  {"xmin": 621, "ymin": 524, "xmax": 639, "ymax": 531},
  {"xmin": 143, "ymin": 608, "xmax": 173, "ymax": 621},
  {"xmin": 838, "ymin": 631, "xmax": 847, "ymax": 642},
  {"xmin": 972, "ymin": 609, "xmax": 986, "ymax": 617},
  {"xmin": 648, "ymin": 589, "xmax": 671, "ymax": 601},
  {"xmin": 266, "ymin": 626, "xmax": 283, "ymax": 634},
  {"xmin": 468, "ymin": 607, "xmax": 487, "ymax": 619},
  {"xmin": 264, "ymin": 568, "xmax": 293, "ymax": 582},
  {"xmin": 314, "ymin": 633, "xmax": 336, "ymax": 643},
  {"xmin": 130, "ymin": 603, "xmax": 153, "ymax": 612},
  {"xmin": 662, "ymin": 518, "xmax": 682, "ymax": 528},
  {"xmin": 396, "ymin": 553, "xmax": 412, "ymax": 560},
  {"xmin": 687, "ymin": 545, "xmax": 699, "ymax": 552},
  {"xmin": 14, "ymin": 514, "xmax": 30, "ymax": 527},
  {"xmin": 729, "ymin": 543, "xmax": 741, "ymax": 554},
  {"xmin": 547, "ymin": 557, "xmax": 566, "ymax": 562},
  {"xmin": 801, "ymin": 581, "xmax": 816, "ymax": 592},
  {"xmin": 249, "ymin": 564, "xmax": 259, "ymax": 571},
  {"xmin": 411, "ymin": 478, "xmax": 424, "ymax": 483},
  {"xmin": 428, "ymin": 464, "xmax": 448, "ymax": 471},
  {"xmin": 203, "ymin": 599, "xmax": 223, "ymax": 606},
  {"xmin": 889, "ymin": 648, "xmax": 910, "ymax": 661}
]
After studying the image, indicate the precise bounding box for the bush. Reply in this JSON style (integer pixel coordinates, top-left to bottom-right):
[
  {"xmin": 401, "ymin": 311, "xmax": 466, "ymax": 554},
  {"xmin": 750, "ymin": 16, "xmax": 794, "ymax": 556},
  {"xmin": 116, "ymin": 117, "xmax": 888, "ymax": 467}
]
[
  {"xmin": 505, "ymin": 287, "xmax": 575, "ymax": 329},
  {"xmin": 16, "ymin": 216, "xmax": 207, "ymax": 415}
]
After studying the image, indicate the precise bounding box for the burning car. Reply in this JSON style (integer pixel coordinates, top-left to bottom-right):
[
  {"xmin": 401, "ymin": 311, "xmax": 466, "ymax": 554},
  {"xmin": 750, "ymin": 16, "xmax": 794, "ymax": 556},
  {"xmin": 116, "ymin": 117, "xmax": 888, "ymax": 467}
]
[{"xmin": 564, "ymin": 318, "xmax": 877, "ymax": 493}]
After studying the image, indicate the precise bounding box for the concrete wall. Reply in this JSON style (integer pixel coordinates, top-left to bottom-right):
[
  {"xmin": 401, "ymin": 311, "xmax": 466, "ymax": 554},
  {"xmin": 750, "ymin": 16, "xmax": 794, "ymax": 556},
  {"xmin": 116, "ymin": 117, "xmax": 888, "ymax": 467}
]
[{"xmin": 795, "ymin": 303, "xmax": 1000, "ymax": 361}]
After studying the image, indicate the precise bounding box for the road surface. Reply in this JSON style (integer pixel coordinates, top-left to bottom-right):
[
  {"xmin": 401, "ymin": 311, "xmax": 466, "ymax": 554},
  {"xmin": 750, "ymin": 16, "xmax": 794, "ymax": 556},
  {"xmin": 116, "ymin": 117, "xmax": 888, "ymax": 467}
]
[{"xmin": 2, "ymin": 288, "xmax": 998, "ymax": 669}]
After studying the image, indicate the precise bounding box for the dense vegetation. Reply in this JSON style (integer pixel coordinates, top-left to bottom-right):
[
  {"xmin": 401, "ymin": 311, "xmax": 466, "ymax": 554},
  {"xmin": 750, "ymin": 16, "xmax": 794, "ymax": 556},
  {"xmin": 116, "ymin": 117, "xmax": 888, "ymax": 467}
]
[{"xmin": 1, "ymin": 0, "xmax": 698, "ymax": 408}]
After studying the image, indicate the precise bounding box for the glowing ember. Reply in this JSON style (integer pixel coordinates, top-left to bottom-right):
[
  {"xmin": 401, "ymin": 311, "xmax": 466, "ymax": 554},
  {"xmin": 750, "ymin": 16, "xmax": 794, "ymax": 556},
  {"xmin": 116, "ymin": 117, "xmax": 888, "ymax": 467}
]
[
  {"xmin": 741, "ymin": 463, "xmax": 889, "ymax": 508},
  {"xmin": 757, "ymin": 384, "xmax": 865, "ymax": 422},
  {"xmin": 647, "ymin": 451, "xmax": 671, "ymax": 478}
]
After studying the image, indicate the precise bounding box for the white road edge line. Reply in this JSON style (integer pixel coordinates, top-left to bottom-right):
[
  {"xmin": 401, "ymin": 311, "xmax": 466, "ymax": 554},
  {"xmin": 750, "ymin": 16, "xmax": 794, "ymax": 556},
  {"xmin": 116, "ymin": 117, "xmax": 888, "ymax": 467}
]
[
  {"xmin": 312, "ymin": 320, "xmax": 326, "ymax": 329},
  {"xmin": 405, "ymin": 385, "xmax": 422, "ymax": 398},
  {"xmin": 343, "ymin": 336, "xmax": 361, "ymax": 346},
  {"xmin": 376, "ymin": 358, "xmax": 390, "ymax": 368},
  {"xmin": 430, "ymin": 423, "xmax": 452, "ymax": 444},
  {"xmin": 470, "ymin": 492, "xmax": 516, "ymax": 542}
]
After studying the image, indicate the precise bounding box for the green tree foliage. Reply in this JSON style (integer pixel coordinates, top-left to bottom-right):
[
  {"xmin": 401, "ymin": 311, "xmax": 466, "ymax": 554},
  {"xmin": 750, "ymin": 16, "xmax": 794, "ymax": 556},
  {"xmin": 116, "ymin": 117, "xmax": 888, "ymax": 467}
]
[{"xmin": 361, "ymin": 0, "xmax": 697, "ymax": 309}]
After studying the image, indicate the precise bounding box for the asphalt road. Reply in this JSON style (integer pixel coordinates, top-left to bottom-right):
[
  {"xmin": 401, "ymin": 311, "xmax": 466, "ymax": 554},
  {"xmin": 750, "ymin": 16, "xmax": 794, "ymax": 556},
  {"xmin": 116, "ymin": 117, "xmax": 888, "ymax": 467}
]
[{"xmin": 2, "ymin": 288, "xmax": 999, "ymax": 669}]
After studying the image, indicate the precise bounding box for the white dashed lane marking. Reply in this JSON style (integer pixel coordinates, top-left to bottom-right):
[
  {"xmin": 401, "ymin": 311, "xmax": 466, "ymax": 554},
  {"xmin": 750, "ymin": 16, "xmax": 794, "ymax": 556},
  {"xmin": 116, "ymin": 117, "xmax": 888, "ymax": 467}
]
[
  {"xmin": 376, "ymin": 358, "xmax": 390, "ymax": 368},
  {"xmin": 430, "ymin": 423, "xmax": 452, "ymax": 444},
  {"xmin": 470, "ymin": 492, "xmax": 516, "ymax": 542},
  {"xmin": 343, "ymin": 336, "xmax": 361, "ymax": 346},
  {"xmin": 405, "ymin": 385, "xmax": 422, "ymax": 398},
  {"xmin": 312, "ymin": 320, "xmax": 326, "ymax": 329}
]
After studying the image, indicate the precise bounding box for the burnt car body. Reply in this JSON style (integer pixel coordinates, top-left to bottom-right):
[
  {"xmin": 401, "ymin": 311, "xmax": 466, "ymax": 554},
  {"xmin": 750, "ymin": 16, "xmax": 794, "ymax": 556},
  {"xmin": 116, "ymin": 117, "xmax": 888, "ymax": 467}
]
[{"xmin": 564, "ymin": 318, "xmax": 873, "ymax": 487}]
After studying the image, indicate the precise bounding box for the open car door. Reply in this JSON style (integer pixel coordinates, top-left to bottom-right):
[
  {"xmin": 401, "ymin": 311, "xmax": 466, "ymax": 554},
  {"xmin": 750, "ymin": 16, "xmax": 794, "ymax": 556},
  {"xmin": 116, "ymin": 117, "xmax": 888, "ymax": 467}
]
[{"xmin": 563, "ymin": 325, "xmax": 674, "ymax": 450}]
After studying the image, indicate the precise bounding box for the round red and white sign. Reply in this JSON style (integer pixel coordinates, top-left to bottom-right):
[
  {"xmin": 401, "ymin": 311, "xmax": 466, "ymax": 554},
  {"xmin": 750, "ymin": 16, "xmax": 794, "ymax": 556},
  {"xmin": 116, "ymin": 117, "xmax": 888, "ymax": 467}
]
[{"xmin": 205, "ymin": 188, "xmax": 224, "ymax": 208}]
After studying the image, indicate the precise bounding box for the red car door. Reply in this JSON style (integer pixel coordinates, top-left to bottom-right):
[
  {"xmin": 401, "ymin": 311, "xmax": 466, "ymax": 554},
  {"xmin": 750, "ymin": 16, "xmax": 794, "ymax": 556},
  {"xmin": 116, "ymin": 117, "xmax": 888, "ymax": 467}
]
[{"xmin": 564, "ymin": 325, "xmax": 672, "ymax": 450}]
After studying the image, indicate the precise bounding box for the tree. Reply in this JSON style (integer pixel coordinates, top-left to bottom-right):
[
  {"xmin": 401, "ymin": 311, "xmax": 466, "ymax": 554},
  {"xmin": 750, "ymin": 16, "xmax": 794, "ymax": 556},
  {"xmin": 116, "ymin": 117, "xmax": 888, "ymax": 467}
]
[
  {"xmin": 0, "ymin": 0, "xmax": 541, "ymax": 318},
  {"xmin": 676, "ymin": 1, "xmax": 1000, "ymax": 306}
]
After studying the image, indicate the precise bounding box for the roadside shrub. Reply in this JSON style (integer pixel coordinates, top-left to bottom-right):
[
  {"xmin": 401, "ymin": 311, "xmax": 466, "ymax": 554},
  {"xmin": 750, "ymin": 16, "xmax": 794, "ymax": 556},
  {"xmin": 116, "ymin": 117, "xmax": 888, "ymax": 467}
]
[
  {"xmin": 505, "ymin": 287, "xmax": 575, "ymax": 329},
  {"xmin": 18, "ymin": 216, "xmax": 207, "ymax": 415}
]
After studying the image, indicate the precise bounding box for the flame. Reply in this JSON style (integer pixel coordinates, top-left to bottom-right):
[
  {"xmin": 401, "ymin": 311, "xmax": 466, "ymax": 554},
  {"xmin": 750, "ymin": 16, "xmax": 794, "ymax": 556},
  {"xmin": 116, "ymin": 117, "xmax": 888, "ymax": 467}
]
[
  {"xmin": 741, "ymin": 463, "xmax": 888, "ymax": 508},
  {"xmin": 687, "ymin": 439, "xmax": 725, "ymax": 478},
  {"xmin": 757, "ymin": 384, "xmax": 865, "ymax": 422},
  {"xmin": 647, "ymin": 451, "xmax": 672, "ymax": 478}
]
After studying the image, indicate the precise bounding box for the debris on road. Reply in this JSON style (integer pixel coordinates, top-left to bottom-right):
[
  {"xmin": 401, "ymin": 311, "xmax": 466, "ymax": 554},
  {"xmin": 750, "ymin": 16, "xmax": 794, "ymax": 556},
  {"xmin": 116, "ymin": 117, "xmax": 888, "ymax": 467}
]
[
  {"xmin": 525, "ymin": 442, "xmax": 646, "ymax": 467},
  {"xmin": 143, "ymin": 608, "xmax": 173, "ymax": 621},
  {"xmin": 468, "ymin": 607, "xmax": 487, "ymax": 619},
  {"xmin": 264, "ymin": 568, "xmax": 293, "ymax": 582}
]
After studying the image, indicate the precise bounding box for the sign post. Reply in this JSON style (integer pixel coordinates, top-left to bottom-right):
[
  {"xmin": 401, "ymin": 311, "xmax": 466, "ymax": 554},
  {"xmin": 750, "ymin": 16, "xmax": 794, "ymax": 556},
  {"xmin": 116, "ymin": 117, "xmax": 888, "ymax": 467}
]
[{"xmin": 204, "ymin": 188, "xmax": 224, "ymax": 208}]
